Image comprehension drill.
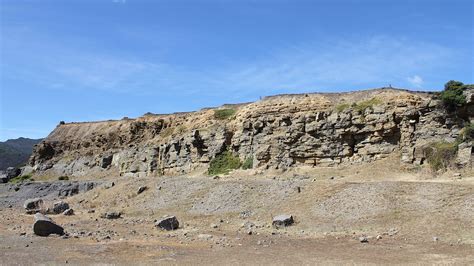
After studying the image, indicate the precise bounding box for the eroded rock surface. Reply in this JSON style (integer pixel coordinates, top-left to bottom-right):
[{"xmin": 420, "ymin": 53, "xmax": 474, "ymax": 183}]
[{"xmin": 25, "ymin": 88, "xmax": 474, "ymax": 177}]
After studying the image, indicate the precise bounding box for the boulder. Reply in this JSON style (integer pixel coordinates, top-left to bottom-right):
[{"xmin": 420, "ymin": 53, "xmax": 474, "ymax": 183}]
[
  {"xmin": 155, "ymin": 216, "xmax": 179, "ymax": 230},
  {"xmin": 24, "ymin": 198, "xmax": 44, "ymax": 212},
  {"xmin": 52, "ymin": 201, "xmax": 70, "ymax": 214},
  {"xmin": 33, "ymin": 213, "xmax": 64, "ymax": 236},
  {"xmin": 272, "ymin": 214, "xmax": 294, "ymax": 228},
  {"xmin": 0, "ymin": 172, "xmax": 8, "ymax": 183},
  {"xmin": 6, "ymin": 167, "xmax": 21, "ymax": 179}
]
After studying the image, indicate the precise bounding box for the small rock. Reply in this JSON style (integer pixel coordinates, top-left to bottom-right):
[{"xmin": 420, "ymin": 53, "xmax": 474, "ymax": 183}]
[
  {"xmin": 102, "ymin": 211, "xmax": 121, "ymax": 219},
  {"xmin": 453, "ymin": 173, "xmax": 461, "ymax": 177},
  {"xmin": 52, "ymin": 201, "xmax": 70, "ymax": 214},
  {"xmin": 272, "ymin": 214, "xmax": 294, "ymax": 228},
  {"xmin": 359, "ymin": 236, "xmax": 369, "ymax": 243},
  {"xmin": 376, "ymin": 235, "xmax": 382, "ymax": 240},
  {"xmin": 198, "ymin": 234, "xmax": 213, "ymax": 240},
  {"xmin": 24, "ymin": 198, "xmax": 43, "ymax": 212},
  {"xmin": 155, "ymin": 216, "xmax": 179, "ymax": 231},
  {"xmin": 33, "ymin": 213, "xmax": 64, "ymax": 236},
  {"xmin": 210, "ymin": 223, "xmax": 218, "ymax": 229},
  {"xmin": 63, "ymin": 209, "xmax": 74, "ymax": 216},
  {"xmin": 433, "ymin": 236, "xmax": 439, "ymax": 242},
  {"xmin": 137, "ymin": 186, "xmax": 147, "ymax": 194}
]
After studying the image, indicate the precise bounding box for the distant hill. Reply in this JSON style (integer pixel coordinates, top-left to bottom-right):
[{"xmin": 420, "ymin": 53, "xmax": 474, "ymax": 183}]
[{"xmin": 0, "ymin": 138, "xmax": 42, "ymax": 170}]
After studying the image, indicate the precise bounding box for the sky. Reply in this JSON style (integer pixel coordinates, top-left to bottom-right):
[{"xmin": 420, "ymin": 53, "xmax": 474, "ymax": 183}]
[{"xmin": 0, "ymin": 0, "xmax": 473, "ymax": 141}]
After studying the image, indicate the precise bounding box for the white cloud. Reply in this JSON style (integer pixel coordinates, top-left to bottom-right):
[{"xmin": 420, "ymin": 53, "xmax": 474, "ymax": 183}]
[{"xmin": 407, "ymin": 75, "xmax": 424, "ymax": 88}]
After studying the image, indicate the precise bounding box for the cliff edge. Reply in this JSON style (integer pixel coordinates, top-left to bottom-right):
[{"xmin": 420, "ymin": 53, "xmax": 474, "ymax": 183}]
[{"xmin": 26, "ymin": 87, "xmax": 474, "ymax": 178}]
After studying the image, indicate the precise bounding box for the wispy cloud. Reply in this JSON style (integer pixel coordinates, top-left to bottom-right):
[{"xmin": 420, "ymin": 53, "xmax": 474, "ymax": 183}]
[
  {"xmin": 407, "ymin": 75, "xmax": 424, "ymax": 88},
  {"xmin": 2, "ymin": 34, "xmax": 456, "ymax": 99}
]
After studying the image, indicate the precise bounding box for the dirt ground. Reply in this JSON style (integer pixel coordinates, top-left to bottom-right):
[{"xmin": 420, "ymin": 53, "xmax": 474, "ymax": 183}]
[{"xmin": 1, "ymin": 157, "xmax": 473, "ymax": 265}]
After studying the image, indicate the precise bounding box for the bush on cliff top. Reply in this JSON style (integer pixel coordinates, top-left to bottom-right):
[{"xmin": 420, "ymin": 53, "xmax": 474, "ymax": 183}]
[
  {"xmin": 439, "ymin": 80, "xmax": 474, "ymax": 112},
  {"xmin": 208, "ymin": 151, "xmax": 241, "ymax": 175}
]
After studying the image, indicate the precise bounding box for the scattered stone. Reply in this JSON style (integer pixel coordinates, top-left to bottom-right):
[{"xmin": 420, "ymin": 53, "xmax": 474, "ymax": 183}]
[
  {"xmin": 63, "ymin": 209, "xmax": 74, "ymax": 216},
  {"xmin": 155, "ymin": 216, "xmax": 179, "ymax": 231},
  {"xmin": 198, "ymin": 234, "xmax": 213, "ymax": 240},
  {"xmin": 376, "ymin": 235, "xmax": 382, "ymax": 240},
  {"xmin": 453, "ymin": 173, "xmax": 461, "ymax": 177},
  {"xmin": 210, "ymin": 223, "xmax": 219, "ymax": 229},
  {"xmin": 137, "ymin": 186, "xmax": 148, "ymax": 194},
  {"xmin": 33, "ymin": 213, "xmax": 64, "ymax": 236},
  {"xmin": 52, "ymin": 201, "xmax": 70, "ymax": 214},
  {"xmin": 359, "ymin": 236, "xmax": 369, "ymax": 243},
  {"xmin": 272, "ymin": 215, "xmax": 294, "ymax": 228},
  {"xmin": 102, "ymin": 211, "xmax": 121, "ymax": 219},
  {"xmin": 387, "ymin": 228, "xmax": 398, "ymax": 236},
  {"xmin": 433, "ymin": 236, "xmax": 439, "ymax": 242}
]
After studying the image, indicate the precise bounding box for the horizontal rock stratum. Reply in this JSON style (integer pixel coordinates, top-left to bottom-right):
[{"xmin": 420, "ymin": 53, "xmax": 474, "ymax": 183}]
[{"xmin": 26, "ymin": 87, "xmax": 474, "ymax": 177}]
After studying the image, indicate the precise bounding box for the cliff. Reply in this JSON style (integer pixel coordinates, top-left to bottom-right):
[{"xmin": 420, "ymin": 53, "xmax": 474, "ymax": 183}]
[{"xmin": 26, "ymin": 87, "xmax": 474, "ymax": 178}]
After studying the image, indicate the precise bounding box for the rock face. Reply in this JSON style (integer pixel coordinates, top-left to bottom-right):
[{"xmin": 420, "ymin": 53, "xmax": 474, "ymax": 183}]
[
  {"xmin": 155, "ymin": 216, "xmax": 179, "ymax": 230},
  {"xmin": 26, "ymin": 88, "xmax": 474, "ymax": 177},
  {"xmin": 33, "ymin": 213, "xmax": 64, "ymax": 236}
]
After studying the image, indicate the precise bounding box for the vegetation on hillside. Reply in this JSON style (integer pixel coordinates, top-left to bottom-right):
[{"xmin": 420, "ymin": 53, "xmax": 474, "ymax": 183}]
[
  {"xmin": 440, "ymin": 80, "xmax": 474, "ymax": 112},
  {"xmin": 9, "ymin": 174, "xmax": 33, "ymax": 184},
  {"xmin": 214, "ymin": 109, "xmax": 236, "ymax": 120},
  {"xmin": 208, "ymin": 151, "xmax": 242, "ymax": 175}
]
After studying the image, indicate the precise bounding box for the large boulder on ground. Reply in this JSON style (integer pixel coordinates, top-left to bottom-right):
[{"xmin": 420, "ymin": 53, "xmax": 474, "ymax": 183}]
[
  {"xmin": 52, "ymin": 201, "xmax": 70, "ymax": 214},
  {"xmin": 6, "ymin": 167, "xmax": 21, "ymax": 179},
  {"xmin": 24, "ymin": 198, "xmax": 44, "ymax": 212},
  {"xmin": 272, "ymin": 214, "xmax": 294, "ymax": 228},
  {"xmin": 155, "ymin": 216, "xmax": 179, "ymax": 230},
  {"xmin": 33, "ymin": 213, "xmax": 64, "ymax": 236},
  {"xmin": 0, "ymin": 171, "xmax": 8, "ymax": 183}
]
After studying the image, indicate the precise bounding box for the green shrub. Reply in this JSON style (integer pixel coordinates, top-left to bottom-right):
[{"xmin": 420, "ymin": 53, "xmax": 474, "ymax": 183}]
[
  {"xmin": 58, "ymin": 176, "xmax": 69, "ymax": 180},
  {"xmin": 354, "ymin": 98, "xmax": 382, "ymax": 113},
  {"xmin": 9, "ymin": 174, "xmax": 33, "ymax": 184},
  {"xmin": 214, "ymin": 109, "xmax": 236, "ymax": 120},
  {"xmin": 423, "ymin": 141, "xmax": 458, "ymax": 172},
  {"xmin": 242, "ymin": 157, "xmax": 253, "ymax": 170},
  {"xmin": 440, "ymin": 80, "xmax": 467, "ymax": 111},
  {"xmin": 335, "ymin": 103, "xmax": 350, "ymax": 113},
  {"xmin": 208, "ymin": 151, "xmax": 241, "ymax": 175}
]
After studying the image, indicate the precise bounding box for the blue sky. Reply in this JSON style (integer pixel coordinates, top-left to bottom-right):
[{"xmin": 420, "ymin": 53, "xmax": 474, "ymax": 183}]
[{"xmin": 0, "ymin": 0, "xmax": 473, "ymax": 141}]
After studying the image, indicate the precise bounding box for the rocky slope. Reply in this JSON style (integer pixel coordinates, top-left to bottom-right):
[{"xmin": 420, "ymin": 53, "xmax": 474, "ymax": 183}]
[
  {"xmin": 26, "ymin": 88, "xmax": 474, "ymax": 178},
  {"xmin": 0, "ymin": 138, "xmax": 42, "ymax": 170}
]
